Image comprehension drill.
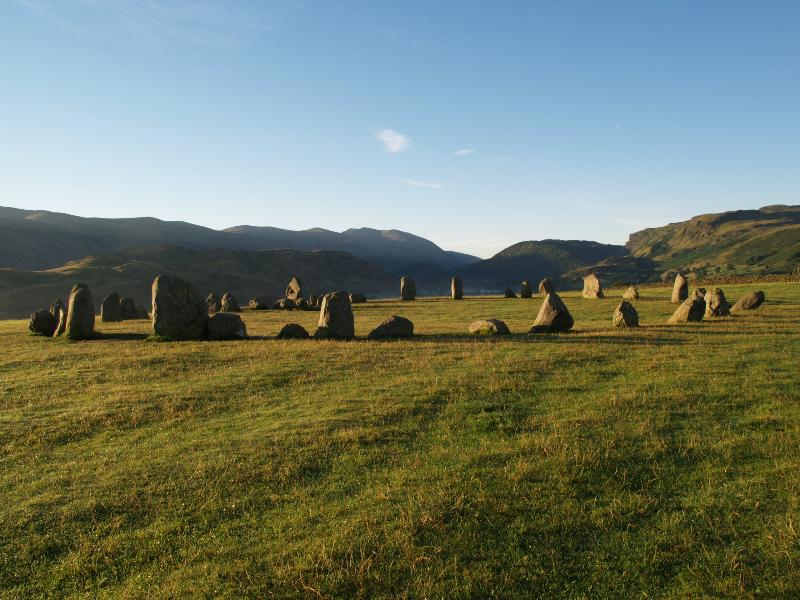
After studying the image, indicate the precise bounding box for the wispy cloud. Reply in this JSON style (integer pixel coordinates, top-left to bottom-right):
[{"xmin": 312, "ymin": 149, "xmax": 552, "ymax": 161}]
[
  {"xmin": 376, "ymin": 129, "xmax": 410, "ymax": 154},
  {"xmin": 402, "ymin": 178, "xmax": 444, "ymax": 190},
  {"xmin": 453, "ymin": 148, "xmax": 475, "ymax": 156}
]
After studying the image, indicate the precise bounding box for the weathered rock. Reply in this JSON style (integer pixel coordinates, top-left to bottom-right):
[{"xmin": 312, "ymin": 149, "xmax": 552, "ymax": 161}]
[
  {"xmin": 349, "ymin": 292, "xmax": 367, "ymax": 304},
  {"xmin": 29, "ymin": 309, "xmax": 57, "ymax": 336},
  {"xmin": 468, "ymin": 318, "xmax": 510, "ymax": 335},
  {"xmin": 704, "ymin": 288, "xmax": 731, "ymax": 317},
  {"xmin": 314, "ymin": 291, "xmax": 354, "ymax": 339},
  {"xmin": 530, "ymin": 293, "xmax": 574, "ymax": 333},
  {"xmin": 622, "ymin": 286, "xmax": 639, "ymax": 300},
  {"xmin": 285, "ymin": 277, "xmax": 303, "ymax": 301},
  {"xmin": 100, "ymin": 292, "xmax": 123, "ymax": 322},
  {"xmin": 582, "ymin": 274, "xmax": 604, "ymax": 299},
  {"xmin": 220, "ymin": 292, "xmax": 240, "ymax": 312},
  {"xmin": 667, "ymin": 296, "xmax": 705, "ymax": 324},
  {"xmin": 277, "ymin": 323, "xmax": 310, "ymax": 339},
  {"xmin": 206, "ymin": 293, "xmax": 220, "ymax": 313},
  {"xmin": 613, "ymin": 301, "xmax": 639, "ymax": 327},
  {"xmin": 520, "ymin": 281, "xmax": 533, "ymax": 298},
  {"xmin": 49, "ymin": 300, "xmax": 64, "ymax": 316},
  {"xmin": 207, "ymin": 312, "xmax": 247, "ymax": 340},
  {"xmin": 538, "ymin": 278, "xmax": 555, "ymax": 295},
  {"xmin": 120, "ymin": 297, "xmax": 137, "ymax": 320},
  {"xmin": 731, "ymin": 291, "xmax": 765, "ymax": 313},
  {"xmin": 248, "ymin": 297, "xmax": 270, "ymax": 310},
  {"xmin": 504, "ymin": 288, "xmax": 516, "ymax": 298},
  {"xmin": 693, "ymin": 288, "xmax": 707, "ymax": 300},
  {"xmin": 65, "ymin": 283, "xmax": 96, "ymax": 340},
  {"xmin": 273, "ymin": 298, "xmax": 296, "ymax": 310},
  {"xmin": 151, "ymin": 275, "xmax": 208, "ymax": 340},
  {"xmin": 368, "ymin": 315, "xmax": 414, "ymax": 339},
  {"xmin": 451, "ymin": 276, "xmax": 463, "ymax": 300},
  {"xmin": 135, "ymin": 305, "xmax": 149, "ymax": 319},
  {"xmin": 400, "ymin": 276, "xmax": 416, "ymax": 301},
  {"xmin": 308, "ymin": 295, "xmax": 318, "ymax": 306},
  {"xmin": 299, "ymin": 299, "xmax": 317, "ymax": 311},
  {"xmin": 53, "ymin": 305, "xmax": 67, "ymax": 337},
  {"xmin": 671, "ymin": 274, "xmax": 688, "ymax": 304}
]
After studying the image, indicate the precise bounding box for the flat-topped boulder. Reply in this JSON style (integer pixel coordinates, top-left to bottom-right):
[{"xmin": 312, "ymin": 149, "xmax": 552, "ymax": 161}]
[
  {"xmin": 613, "ymin": 301, "xmax": 639, "ymax": 327},
  {"xmin": 538, "ymin": 278, "xmax": 555, "ymax": 295},
  {"xmin": 705, "ymin": 288, "xmax": 731, "ymax": 317},
  {"xmin": 368, "ymin": 316, "xmax": 414, "ymax": 339},
  {"xmin": 520, "ymin": 281, "xmax": 532, "ymax": 298},
  {"xmin": 622, "ymin": 286, "xmax": 639, "ymax": 300},
  {"xmin": 285, "ymin": 277, "xmax": 303, "ymax": 301},
  {"xmin": 207, "ymin": 312, "xmax": 247, "ymax": 340},
  {"xmin": 731, "ymin": 291, "xmax": 765, "ymax": 313},
  {"xmin": 65, "ymin": 283, "xmax": 96, "ymax": 340},
  {"xmin": 400, "ymin": 276, "xmax": 416, "ymax": 301},
  {"xmin": 530, "ymin": 293, "xmax": 574, "ymax": 333},
  {"xmin": 151, "ymin": 275, "xmax": 208, "ymax": 340},
  {"xmin": 667, "ymin": 296, "xmax": 705, "ymax": 324},
  {"xmin": 582, "ymin": 274, "xmax": 604, "ymax": 299},
  {"xmin": 277, "ymin": 323, "xmax": 310, "ymax": 339},
  {"xmin": 29, "ymin": 309, "xmax": 57, "ymax": 336},
  {"xmin": 451, "ymin": 276, "xmax": 463, "ymax": 300},
  {"xmin": 314, "ymin": 291, "xmax": 355, "ymax": 339},
  {"xmin": 671, "ymin": 274, "xmax": 688, "ymax": 304},
  {"xmin": 100, "ymin": 292, "xmax": 123, "ymax": 322},
  {"xmin": 469, "ymin": 319, "xmax": 510, "ymax": 335},
  {"xmin": 220, "ymin": 293, "xmax": 240, "ymax": 312}
]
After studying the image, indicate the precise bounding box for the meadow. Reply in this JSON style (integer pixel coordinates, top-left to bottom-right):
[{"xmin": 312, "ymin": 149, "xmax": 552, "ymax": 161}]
[{"xmin": 1, "ymin": 283, "xmax": 799, "ymax": 598}]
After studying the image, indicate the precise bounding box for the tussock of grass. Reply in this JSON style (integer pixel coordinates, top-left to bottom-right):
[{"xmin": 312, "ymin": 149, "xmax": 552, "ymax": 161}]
[{"xmin": 1, "ymin": 283, "xmax": 799, "ymax": 597}]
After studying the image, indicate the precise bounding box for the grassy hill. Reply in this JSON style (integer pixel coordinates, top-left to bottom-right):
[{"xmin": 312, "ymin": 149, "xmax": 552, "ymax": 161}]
[
  {"xmin": 627, "ymin": 204, "xmax": 800, "ymax": 275},
  {"xmin": 0, "ymin": 245, "xmax": 395, "ymax": 318},
  {"xmin": 2, "ymin": 283, "xmax": 799, "ymax": 596}
]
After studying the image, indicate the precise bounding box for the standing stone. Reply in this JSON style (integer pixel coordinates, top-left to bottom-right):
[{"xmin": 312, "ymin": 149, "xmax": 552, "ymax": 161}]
[
  {"xmin": 206, "ymin": 293, "xmax": 220, "ymax": 313},
  {"xmin": 731, "ymin": 291, "xmax": 765, "ymax": 313},
  {"xmin": 582, "ymin": 274, "xmax": 604, "ymax": 299},
  {"xmin": 529, "ymin": 293, "xmax": 574, "ymax": 333},
  {"xmin": 613, "ymin": 301, "xmax": 639, "ymax": 327},
  {"xmin": 622, "ymin": 286, "xmax": 639, "ymax": 300},
  {"xmin": 468, "ymin": 318, "xmax": 510, "ymax": 335},
  {"xmin": 308, "ymin": 295, "xmax": 318, "ymax": 306},
  {"xmin": 207, "ymin": 312, "xmax": 247, "ymax": 340},
  {"xmin": 100, "ymin": 292, "xmax": 123, "ymax": 322},
  {"xmin": 277, "ymin": 323, "xmax": 310, "ymax": 339},
  {"xmin": 65, "ymin": 283, "xmax": 96, "ymax": 340},
  {"xmin": 220, "ymin": 292, "xmax": 241, "ymax": 312},
  {"xmin": 671, "ymin": 274, "xmax": 688, "ymax": 304},
  {"xmin": 151, "ymin": 275, "xmax": 208, "ymax": 340},
  {"xmin": 538, "ymin": 278, "xmax": 555, "ymax": 296},
  {"xmin": 120, "ymin": 297, "xmax": 137, "ymax": 320},
  {"xmin": 451, "ymin": 276, "xmax": 463, "ymax": 300},
  {"xmin": 520, "ymin": 281, "xmax": 532, "ymax": 299},
  {"xmin": 667, "ymin": 296, "xmax": 705, "ymax": 324},
  {"xmin": 368, "ymin": 315, "xmax": 414, "ymax": 339},
  {"xmin": 349, "ymin": 292, "xmax": 367, "ymax": 304},
  {"xmin": 52, "ymin": 304, "xmax": 67, "ymax": 337},
  {"xmin": 49, "ymin": 300, "xmax": 64, "ymax": 316},
  {"xmin": 135, "ymin": 305, "xmax": 149, "ymax": 319},
  {"xmin": 400, "ymin": 276, "xmax": 416, "ymax": 301},
  {"xmin": 503, "ymin": 288, "xmax": 516, "ymax": 298},
  {"xmin": 314, "ymin": 291, "xmax": 355, "ymax": 339},
  {"xmin": 29, "ymin": 309, "xmax": 57, "ymax": 336},
  {"xmin": 704, "ymin": 288, "xmax": 731, "ymax": 317},
  {"xmin": 285, "ymin": 277, "xmax": 303, "ymax": 301}
]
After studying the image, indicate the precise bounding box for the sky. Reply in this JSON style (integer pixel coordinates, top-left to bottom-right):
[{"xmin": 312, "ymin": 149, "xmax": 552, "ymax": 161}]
[{"xmin": 1, "ymin": 1, "xmax": 799, "ymax": 258}]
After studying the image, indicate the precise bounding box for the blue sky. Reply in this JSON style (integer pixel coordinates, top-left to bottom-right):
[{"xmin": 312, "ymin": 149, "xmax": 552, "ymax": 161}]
[{"xmin": 1, "ymin": 1, "xmax": 798, "ymax": 258}]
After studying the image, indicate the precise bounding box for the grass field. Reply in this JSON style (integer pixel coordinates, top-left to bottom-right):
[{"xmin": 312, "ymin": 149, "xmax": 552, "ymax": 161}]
[{"xmin": 2, "ymin": 283, "xmax": 799, "ymax": 598}]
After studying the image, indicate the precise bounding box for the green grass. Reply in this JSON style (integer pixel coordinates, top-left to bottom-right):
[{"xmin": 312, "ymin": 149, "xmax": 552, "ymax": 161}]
[{"xmin": 2, "ymin": 283, "xmax": 799, "ymax": 598}]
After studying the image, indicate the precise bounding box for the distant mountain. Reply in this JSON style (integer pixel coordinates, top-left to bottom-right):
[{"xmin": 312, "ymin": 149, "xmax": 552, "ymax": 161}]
[
  {"xmin": 0, "ymin": 245, "xmax": 396, "ymax": 319},
  {"xmin": 458, "ymin": 240, "xmax": 627, "ymax": 291},
  {"xmin": 0, "ymin": 206, "xmax": 480, "ymax": 273},
  {"xmin": 627, "ymin": 205, "xmax": 800, "ymax": 276}
]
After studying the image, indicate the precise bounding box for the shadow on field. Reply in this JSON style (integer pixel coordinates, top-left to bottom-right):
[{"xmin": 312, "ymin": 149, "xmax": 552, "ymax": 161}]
[
  {"xmin": 97, "ymin": 332, "xmax": 150, "ymax": 341},
  {"xmin": 408, "ymin": 333, "xmax": 688, "ymax": 346}
]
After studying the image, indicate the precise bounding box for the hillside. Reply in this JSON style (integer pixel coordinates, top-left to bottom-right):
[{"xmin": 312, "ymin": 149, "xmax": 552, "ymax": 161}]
[
  {"xmin": 0, "ymin": 206, "xmax": 479, "ymax": 273},
  {"xmin": 627, "ymin": 204, "xmax": 800, "ymax": 275},
  {"xmin": 0, "ymin": 246, "xmax": 395, "ymax": 319}
]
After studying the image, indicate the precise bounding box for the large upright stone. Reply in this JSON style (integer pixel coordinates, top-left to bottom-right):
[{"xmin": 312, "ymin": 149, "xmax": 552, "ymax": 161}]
[
  {"xmin": 704, "ymin": 288, "xmax": 731, "ymax": 317},
  {"xmin": 451, "ymin": 277, "xmax": 463, "ymax": 300},
  {"xmin": 530, "ymin": 293, "xmax": 574, "ymax": 333},
  {"xmin": 400, "ymin": 276, "xmax": 416, "ymax": 301},
  {"xmin": 538, "ymin": 278, "xmax": 555, "ymax": 296},
  {"xmin": 220, "ymin": 292, "xmax": 240, "ymax": 312},
  {"xmin": 100, "ymin": 292, "xmax": 122, "ymax": 322},
  {"xmin": 285, "ymin": 277, "xmax": 303, "ymax": 301},
  {"xmin": 582, "ymin": 274, "xmax": 604, "ymax": 299},
  {"xmin": 120, "ymin": 297, "xmax": 137, "ymax": 320},
  {"xmin": 314, "ymin": 291, "xmax": 355, "ymax": 339},
  {"xmin": 368, "ymin": 316, "xmax": 414, "ymax": 339},
  {"xmin": 151, "ymin": 275, "xmax": 208, "ymax": 340},
  {"xmin": 613, "ymin": 301, "xmax": 639, "ymax": 327},
  {"xmin": 65, "ymin": 283, "xmax": 96, "ymax": 340},
  {"xmin": 731, "ymin": 291, "xmax": 765, "ymax": 313},
  {"xmin": 520, "ymin": 281, "xmax": 533, "ymax": 299},
  {"xmin": 667, "ymin": 296, "xmax": 705, "ymax": 324},
  {"xmin": 623, "ymin": 286, "xmax": 639, "ymax": 300},
  {"xmin": 671, "ymin": 274, "xmax": 688, "ymax": 304},
  {"xmin": 29, "ymin": 309, "xmax": 57, "ymax": 336}
]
